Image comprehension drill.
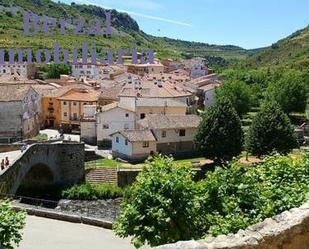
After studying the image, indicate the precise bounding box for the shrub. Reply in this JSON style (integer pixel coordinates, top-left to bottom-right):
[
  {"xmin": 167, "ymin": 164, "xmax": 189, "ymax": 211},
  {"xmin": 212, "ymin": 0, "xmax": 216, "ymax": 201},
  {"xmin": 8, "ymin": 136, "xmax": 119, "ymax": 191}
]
[
  {"xmin": 113, "ymin": 156, "xmax": 203, "ymax": 248},
  {"xmin": 62, "ymin": 183, "xmax": 122, "ymax": 200},
  {"xmin": 0, "ymin": 200, "xmax": 26, "ymax": 248},
  {"xmin": 194, "ymin": 97, "xmax": 243, "ymax": 164},
  {"xmin": 246, "ymin": 101, "xmax": 297, "ymax": 156}
]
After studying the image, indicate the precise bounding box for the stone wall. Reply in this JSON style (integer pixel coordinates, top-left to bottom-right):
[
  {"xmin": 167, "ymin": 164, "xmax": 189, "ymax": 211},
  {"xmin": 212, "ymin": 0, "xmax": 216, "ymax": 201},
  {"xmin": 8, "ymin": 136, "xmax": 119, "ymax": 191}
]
[
  {"xmin": 0, "ymin": 143, "xmax": 85, "ymax": 196},
  {"xmin": 158, "ymin": 201, "xmax": 309, "ymax": 249},
  {"xmin": 117, "ymin": 168, "xmax": 205, "ymax": 188}
]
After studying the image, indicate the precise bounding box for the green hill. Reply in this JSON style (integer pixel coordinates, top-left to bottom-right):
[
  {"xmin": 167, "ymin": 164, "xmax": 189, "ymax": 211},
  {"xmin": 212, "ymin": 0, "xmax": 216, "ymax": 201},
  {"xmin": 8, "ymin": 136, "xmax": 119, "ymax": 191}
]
[
  {"xmin": 0, "ymin": 0, "xmax": 249, "ymax": 68},
  {"xmin": 245, "ymin": 26, "xmax": 309, "ymax": 70}
]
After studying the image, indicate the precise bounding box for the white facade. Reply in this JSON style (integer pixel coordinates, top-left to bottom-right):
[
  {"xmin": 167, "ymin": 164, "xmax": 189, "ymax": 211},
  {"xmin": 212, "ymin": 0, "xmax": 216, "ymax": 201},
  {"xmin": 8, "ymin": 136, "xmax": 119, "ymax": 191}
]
[
  {"xmin": 96, "ymin": 107, "xmax": 135, "ymax": 143},
  {"xmin": 152, "ymin": 127, "xmax": 197, "ymax": 144},
  {"xmin": 0, "ymin": 62, "xmax": 29, "ymax": 78},
  {"xmin": 190, "ymin": 64, "xmax": 208, "ymax": 79},
  {"xmin": 204, "ymin": 88, "xmax": 216, "ymax": 109},
  {"xmin": 72, "ymin": 64, "xmax": 106, "ymax": 80},
  {"xmin": 111, "ymin": 132, "xmax": 156, "ymax": 161}
]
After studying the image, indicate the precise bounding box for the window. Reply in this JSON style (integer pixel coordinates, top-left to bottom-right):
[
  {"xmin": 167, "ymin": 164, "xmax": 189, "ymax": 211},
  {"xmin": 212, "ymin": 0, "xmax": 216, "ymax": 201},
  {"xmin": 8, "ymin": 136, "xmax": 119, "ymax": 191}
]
[
  {"xmin": 116, "ymin": 137, "xmax": 119, "ymax": 143},
  {"xmin": 162, "ymin": 131, "xmax": 166, "ymax": 138},
  {"xmin": 73, "ymin": 113, "xmax": 78, "ymax": 120},
  {"xmin": 103, "ymin": 124, "xmax": 109, "ymax": 129},
  {"xmin": 125, "ymin": 139, "xmax": 128, "ymax": 145},
  {"xmin": 140, "ymin": 113, "xmax": 146, "ymax": 119},
  {"xmin": 143, "ymin": 141, "xmax": 149, "ymax": 148},
  {"xmin": 179, "ymin": 129, "xmax": 186, "ymax": 137},
  {"xmin": 63, "ymin": 101, "xmax": 67, "ymax": 105},
  {"xmin": 124, "ymin": 123, "xmax": 129, "ymax": 130},
  {"xmin": 64, "ymin": 112, "xmax": 67, "ymax": 117},
  {"xmin": 73, "ymin": 102, "xmax": 77, "ymax": 106},
  {"xmin": 125, "ymin": 113, "xmax": 129, "ymax": 118}
]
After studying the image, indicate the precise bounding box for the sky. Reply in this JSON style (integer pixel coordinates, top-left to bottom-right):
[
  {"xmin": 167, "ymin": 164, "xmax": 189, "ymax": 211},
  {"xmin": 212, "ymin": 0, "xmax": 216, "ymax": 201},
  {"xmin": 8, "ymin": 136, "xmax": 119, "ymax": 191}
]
[{"xmin": 58, "ymin": 0, "xmax": 309, "ymax": 49}]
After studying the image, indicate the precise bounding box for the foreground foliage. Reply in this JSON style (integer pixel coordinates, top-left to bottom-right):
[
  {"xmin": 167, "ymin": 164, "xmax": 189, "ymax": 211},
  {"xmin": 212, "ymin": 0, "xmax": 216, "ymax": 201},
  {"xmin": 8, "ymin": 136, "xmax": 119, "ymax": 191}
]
[
  {"xmin": 114, "ymin": 154, "xmax": 309, "ymax": 248},
  {"xmin": 62, "ymin": 183, "xmax": 123, "ymax": 200},
  {"xmin": 113, "ymin": 156, "xmax": 202, "ymax": 248},
  {"xmin": 0, "ymin": 200, "xmax": 26, "ymax": 248}
]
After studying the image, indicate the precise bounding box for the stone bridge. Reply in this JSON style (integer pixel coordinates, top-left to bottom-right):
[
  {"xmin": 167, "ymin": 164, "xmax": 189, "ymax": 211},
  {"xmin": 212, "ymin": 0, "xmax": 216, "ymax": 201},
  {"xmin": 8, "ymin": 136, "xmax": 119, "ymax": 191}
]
[{"xmin": 0, "ymin": 143, "xmax": 85, "ymax": 196}]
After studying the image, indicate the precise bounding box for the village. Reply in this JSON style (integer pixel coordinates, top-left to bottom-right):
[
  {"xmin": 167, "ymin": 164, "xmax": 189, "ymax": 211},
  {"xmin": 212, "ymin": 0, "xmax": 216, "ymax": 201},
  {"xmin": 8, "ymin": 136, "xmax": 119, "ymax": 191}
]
[{"xmin": 0, "ymin": 58, "xmax": 221, "ymax": 163}]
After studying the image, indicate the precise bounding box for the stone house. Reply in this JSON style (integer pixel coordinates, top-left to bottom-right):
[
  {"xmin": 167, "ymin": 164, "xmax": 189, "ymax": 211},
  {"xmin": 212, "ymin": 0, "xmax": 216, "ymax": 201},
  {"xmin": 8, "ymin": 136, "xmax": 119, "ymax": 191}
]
[
  {"xmin": 127, "ymin": 63, "xmax": 164, "ymax": 76},
  {"xmin": 71, "ymin": 63, "xmax": 105, "ymax": 80},
  {"xmin": 80, "ymin": 105, "xmax": 97, "ymax": 144},
  {"xmin": 57, "ymin": 88, "xmax": 99, "ymax": 131},
  {"xmin": 182, "ymin": 58, "xmax": 208, "ymax": 79},
  {"xmin": 138, "ymin": 114, "xmax": 201, "ymax": 156},
  {"xmin": 0, "ymin": 62, "xmax": 36, "ymax": 79},
  {"xmin": 110, "ymin": 114, "xmax": 201, "ymax": 162},
  {"xmin": 0, "ymin": 85, "xmax": 41, "ymax": 143},
  {"xmin": 110, "ymin": 130, "xmax": 156, "ymax": 162}
]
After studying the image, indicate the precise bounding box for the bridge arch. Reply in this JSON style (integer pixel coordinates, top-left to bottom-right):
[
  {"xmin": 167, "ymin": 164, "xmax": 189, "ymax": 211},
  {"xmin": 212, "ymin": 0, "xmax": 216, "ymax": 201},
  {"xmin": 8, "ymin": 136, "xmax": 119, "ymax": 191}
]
[
  {"xmin": 0, "ymin": 143, "xmax": 85, "ymax": 197},
  {"xmin": 16, "ymin": 163, "xmax": 55, "ymax": 197}
]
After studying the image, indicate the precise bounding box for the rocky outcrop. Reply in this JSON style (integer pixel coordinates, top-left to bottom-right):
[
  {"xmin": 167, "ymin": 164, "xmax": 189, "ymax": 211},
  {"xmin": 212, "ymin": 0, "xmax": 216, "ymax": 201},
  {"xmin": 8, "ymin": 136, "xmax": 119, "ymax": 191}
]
[{"xmin": 158, "ymin": 201, "xmax": 309, "ymax": 249}]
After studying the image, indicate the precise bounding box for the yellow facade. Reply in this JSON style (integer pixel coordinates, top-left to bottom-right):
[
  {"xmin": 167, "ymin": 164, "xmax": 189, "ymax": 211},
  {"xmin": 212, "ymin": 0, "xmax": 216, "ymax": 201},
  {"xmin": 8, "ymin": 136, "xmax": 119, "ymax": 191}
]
[{"xmin": 42, "ymin": 96, "xmax": 61, "ymax": 128}]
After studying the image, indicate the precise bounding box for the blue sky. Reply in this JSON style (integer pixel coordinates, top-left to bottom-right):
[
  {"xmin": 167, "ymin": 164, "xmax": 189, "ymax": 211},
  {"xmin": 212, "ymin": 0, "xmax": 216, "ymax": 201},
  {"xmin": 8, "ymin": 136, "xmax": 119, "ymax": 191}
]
[{"xmin": 58, "ymin": 0, "xmax": 309, "ymax": 49}]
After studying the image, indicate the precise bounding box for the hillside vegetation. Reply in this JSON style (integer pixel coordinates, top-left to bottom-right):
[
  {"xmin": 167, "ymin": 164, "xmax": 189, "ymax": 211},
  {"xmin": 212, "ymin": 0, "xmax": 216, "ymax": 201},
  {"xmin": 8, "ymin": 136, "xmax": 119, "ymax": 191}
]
[
  {"xmin": 245, "ymin": 26, "xmax": 309, "ymax": 70},
  {"xmin": 0, "ymin": 0, "xmax": 249, "ymax": 67}
]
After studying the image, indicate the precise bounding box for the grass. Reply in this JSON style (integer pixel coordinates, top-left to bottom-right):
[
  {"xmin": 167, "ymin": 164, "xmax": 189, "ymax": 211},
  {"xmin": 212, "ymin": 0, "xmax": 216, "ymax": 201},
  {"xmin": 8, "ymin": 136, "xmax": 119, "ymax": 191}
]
[
  {"xmin": 62, "ymin": 182, "xmax": 123, "ymax": 200},
  {"xmin": 31, "ymin": 133, "xmax": 48, "ymax": 142},
  {"xmin": 85, "ymin": 159, "xmax": 119, "ymax": 169},
  {"xmin": 85, "ymin": 156, "xmax": 210, "ymax": 170}
]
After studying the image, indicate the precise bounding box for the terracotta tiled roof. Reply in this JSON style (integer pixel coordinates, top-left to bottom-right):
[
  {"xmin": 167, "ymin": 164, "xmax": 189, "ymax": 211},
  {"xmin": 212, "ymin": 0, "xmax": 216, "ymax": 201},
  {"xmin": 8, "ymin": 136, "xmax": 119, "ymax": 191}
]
[
  {"xmin": 100, "ymin": 85, "xmax": 123, "ymax": 100},
  {"xmin": 136, "ymin": 98, "xmax": 187, "ymax": 107},
  {"xmin": 111, "ymin": 130, "xmax": 156, "ymax": 142},
  {"xmin": 138, "ymin": 114, "xmax": 201, "ymax": 129},
  {"xmin": 57, "ymin": 88, "xmax": 99, "ymax": 102},
  {"xmin": 0, "ymin": 85, "xmax": 34, "ymax": 102},
  {"xmin": 198, "ymin": 83, "xmax": 221, "ymax": 92},
  {"xmin": 118, "ymin": 78, "xmax": 193, "ymax": 98},
  {"xmin": 99, "ymin": 102, "xmax": 135, "ymax": 113}
]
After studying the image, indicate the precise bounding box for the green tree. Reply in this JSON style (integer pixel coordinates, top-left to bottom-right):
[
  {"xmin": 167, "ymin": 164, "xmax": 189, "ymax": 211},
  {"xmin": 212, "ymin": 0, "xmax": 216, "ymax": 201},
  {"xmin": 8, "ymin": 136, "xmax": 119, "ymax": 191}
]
[
  {"xmin": 113, "ymin": 156, "xmax": 202, "ymax": 248},
  {"xmin": 43, "ymin": 64, "xmax": 71, "ymax": 79},
  {"xmin": 215, "ymin": 80, "xmax": 252, "ymax": 117},
  {"xmin": 194, "ymin": 97, "xmax": 243, "ymax": 163},
  {"xmin": 246, "ymin": 101, "xmax": 297, "ymax": 156},
  {"xmin": 266, "ymin": 70, "xmax": 308, "ymax": 114},
  {"xmin": 0, "ymin": 200, "xmax": 26, "ymax": 248}
]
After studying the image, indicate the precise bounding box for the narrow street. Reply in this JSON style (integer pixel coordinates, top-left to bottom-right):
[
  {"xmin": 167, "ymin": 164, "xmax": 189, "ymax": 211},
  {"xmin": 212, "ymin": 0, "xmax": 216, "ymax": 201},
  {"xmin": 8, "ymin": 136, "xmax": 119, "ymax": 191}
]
[{"xmin": 18, "ymin": 216, "xmax": 138, "ymax": 249}]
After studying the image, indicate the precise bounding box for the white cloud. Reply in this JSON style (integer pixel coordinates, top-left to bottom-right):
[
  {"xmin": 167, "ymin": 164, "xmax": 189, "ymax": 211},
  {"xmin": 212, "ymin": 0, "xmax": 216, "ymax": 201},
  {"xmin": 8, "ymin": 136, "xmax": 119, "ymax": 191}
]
[{"xmin": 78, "ymin": 0, "xmax": 192, "ymax": 27}]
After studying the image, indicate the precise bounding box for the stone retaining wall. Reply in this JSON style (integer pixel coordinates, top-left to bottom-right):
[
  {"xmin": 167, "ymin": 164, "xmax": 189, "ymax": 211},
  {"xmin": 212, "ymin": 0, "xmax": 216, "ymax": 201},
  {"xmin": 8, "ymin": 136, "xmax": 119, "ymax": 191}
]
[{"xmin": 158, "ymin": 201, "xmax": 309, "ymax": 249}]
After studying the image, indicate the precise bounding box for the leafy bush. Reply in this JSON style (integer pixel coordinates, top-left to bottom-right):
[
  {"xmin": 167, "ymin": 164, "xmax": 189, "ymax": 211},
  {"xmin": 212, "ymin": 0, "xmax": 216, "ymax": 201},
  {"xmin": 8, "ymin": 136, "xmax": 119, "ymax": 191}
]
[
  {"xmin": 0, "ymin": 200, "xmax": 26, "ymax": 248},
  {"xmin": 246, "ymin": 101, "xmax": 297, "ymax": 156},
  {"xmin": 114, "ymin": 154, "xmax": 309, "ymax": 248},
  {"xmin": 62, "ymin": 183, "xmax": 122, "ymax": 200},
  {"xmin": 113, "ymin": 156, "xmax": 203, "ymax": 248},
  {"xmin": 194, "ymin": 97, "xmax": 243, "ymax": 163}
]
